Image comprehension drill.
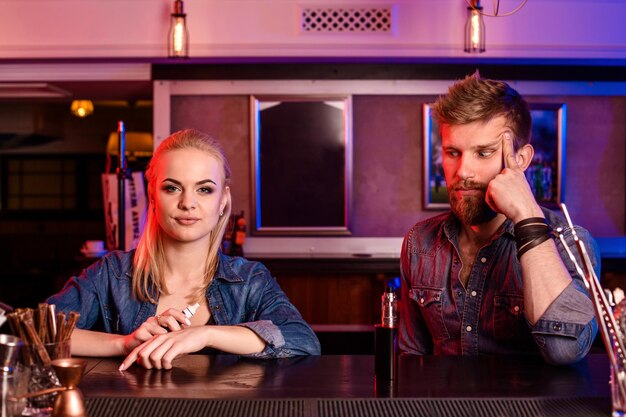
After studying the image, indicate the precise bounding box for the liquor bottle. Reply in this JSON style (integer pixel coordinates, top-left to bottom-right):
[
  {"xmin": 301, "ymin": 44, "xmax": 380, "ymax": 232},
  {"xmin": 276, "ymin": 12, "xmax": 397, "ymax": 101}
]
[{"xmin": 375, "ymin": 286, "xmax": 397, "ymax": 381}]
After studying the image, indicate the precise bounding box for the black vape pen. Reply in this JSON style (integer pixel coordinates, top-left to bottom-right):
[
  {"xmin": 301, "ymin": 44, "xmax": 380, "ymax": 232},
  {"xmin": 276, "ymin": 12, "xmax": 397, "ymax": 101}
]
[{"xmin": 375, "ymin": 286, "xmax": 398, "ymax": 381}]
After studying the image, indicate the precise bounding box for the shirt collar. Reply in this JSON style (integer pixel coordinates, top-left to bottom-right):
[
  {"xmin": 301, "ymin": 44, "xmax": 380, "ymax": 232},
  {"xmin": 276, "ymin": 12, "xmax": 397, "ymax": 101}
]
[
  {"xmin": 442, "ymin": 211, "xmax": 516, "ymax": 242},
  {"xmin": 214, "ymin": 251, "xmax": 245, "ymax": 283}
]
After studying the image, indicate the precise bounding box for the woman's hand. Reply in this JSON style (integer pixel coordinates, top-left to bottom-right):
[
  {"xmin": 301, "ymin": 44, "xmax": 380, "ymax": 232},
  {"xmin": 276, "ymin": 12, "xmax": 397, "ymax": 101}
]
[
  {"xmin": 119, "ymin": 326, "xmax": 209, "ymax": 370},
  {"xmin": 154, "ymin": 308, "xmax": 192, "ymax": 331},
  {"xmin": 118, "ymin": 325, "xmax": 267, "ymax": 370},
  {"xmin": 120, "ymin": 308, "xmax": 191, "ymax": 355}
]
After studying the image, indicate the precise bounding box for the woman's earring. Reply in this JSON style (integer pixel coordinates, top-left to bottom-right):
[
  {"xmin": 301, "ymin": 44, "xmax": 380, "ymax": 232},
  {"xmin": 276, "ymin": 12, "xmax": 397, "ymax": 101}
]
[{"xmin": 219, "ymin": 210, "xmax": 224, "ymax": 217}]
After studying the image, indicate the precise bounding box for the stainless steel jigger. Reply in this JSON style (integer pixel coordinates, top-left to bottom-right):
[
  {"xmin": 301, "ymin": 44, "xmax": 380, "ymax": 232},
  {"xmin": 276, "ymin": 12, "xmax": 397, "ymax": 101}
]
[
  {"xmin": 50, "ymin": 358, "xmax": 87, "ymax": 417},
  {"xmin": 0, "ymin": 334, "xmax": 22, "ymax": 374}
]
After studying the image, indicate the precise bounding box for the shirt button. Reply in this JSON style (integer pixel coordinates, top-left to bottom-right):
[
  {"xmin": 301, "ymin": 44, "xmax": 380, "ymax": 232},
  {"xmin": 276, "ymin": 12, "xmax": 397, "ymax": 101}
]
[
  {"xmin": 553, "ymin": 323, "xmax": 562, "ymax": 331},
  {"xmin": 466, "ymin": 325, "xmax": 472, "ymax": 332},
  {"xmin": 513, "ymin": 306, "xmax": 520, "ymax": 312},
  {"xmin": 480, "ymin": 257, "xmax": 487, "ymax": 263},
  {"xmin": 471, "ymin": 290, "xmax": 477, "ymax": 297},
  {"xmin": 419, "ymin": 298, "xmax": 425, "ymax": 304}
]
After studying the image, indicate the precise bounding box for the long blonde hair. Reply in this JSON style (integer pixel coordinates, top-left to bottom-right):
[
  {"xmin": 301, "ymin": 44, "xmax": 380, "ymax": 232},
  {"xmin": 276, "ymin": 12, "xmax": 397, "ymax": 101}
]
[{"xmin": 132, "ymin": 129, "xmax": 233, "ymax": 303}]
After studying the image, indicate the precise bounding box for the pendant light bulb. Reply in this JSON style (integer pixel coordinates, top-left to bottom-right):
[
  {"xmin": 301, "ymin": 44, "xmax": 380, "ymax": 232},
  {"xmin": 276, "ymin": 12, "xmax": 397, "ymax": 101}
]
[
  {"xmin": 464, "ymin": 1, "xmax": 486, "ymax": 53},
  {"xmin": 168, "ymin": 0, "xmax": 189, "ymax": 58}
]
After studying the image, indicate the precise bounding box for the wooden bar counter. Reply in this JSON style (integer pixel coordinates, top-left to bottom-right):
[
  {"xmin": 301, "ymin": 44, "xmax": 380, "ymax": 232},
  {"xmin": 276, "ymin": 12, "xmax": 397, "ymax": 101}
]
[{"xmin": 78, "ymin": 353, "xmax": 612, "ymax": 417}]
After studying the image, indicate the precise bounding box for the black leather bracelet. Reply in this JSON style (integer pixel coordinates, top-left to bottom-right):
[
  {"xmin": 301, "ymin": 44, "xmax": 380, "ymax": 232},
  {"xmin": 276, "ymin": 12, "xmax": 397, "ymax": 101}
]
[
  {"xmin": 514, "ymin": 217, "xmax": 548, "ymax": 233},
  {"xmin": 517, "ymin": 233, "xmax": 553, "ymax": 260},
  {"xmin": 515, "ymin": 224, "xmax": 552, "ymax": 246}
]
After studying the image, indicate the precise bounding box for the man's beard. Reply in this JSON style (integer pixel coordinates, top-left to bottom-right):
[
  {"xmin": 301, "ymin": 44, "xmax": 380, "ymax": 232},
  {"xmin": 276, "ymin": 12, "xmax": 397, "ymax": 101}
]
[{"xmin": 448, "ymin": 180, "xmax": 497, "ymax": 225}]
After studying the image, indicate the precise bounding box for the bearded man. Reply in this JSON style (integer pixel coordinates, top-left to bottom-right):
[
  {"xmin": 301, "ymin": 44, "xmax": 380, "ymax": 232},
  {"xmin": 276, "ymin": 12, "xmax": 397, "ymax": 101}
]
[{"xmin": 398, "ymin": 72, "xmax": 599, "ymax": 364}]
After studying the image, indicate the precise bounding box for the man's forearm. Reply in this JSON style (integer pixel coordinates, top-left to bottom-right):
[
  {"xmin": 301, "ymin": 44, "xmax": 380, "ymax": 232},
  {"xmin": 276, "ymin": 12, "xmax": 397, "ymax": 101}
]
[{"xmin": 520, "ymin": 238, "xmax": 573, "ymax": 324}]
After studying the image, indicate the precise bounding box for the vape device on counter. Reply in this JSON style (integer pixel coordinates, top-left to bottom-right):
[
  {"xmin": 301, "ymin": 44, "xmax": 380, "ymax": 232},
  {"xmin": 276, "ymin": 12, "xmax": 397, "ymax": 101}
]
[{"xmin": 375, "ymin": 286, "xmax": 398, "ymax": 381}]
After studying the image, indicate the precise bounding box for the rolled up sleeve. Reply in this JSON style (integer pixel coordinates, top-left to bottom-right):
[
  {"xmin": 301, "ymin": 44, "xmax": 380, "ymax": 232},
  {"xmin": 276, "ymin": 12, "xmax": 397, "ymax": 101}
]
[
  {"xmin": 530, "ymin": 281, "xmax": 597, "ymax": 364},
  {"xmin": 236, "ymin": 271, "xmax": 321, "ymax": 358},
  {"xmin": 237, "ymin": 320, "xmax": 286, "ymax": 357}
]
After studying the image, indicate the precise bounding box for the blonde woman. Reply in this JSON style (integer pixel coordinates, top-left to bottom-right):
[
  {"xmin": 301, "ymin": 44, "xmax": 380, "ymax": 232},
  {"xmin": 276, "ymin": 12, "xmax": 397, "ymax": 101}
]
[{"xmin": 48, "ymin": 129, "xmax": 320, "ymax": 370}]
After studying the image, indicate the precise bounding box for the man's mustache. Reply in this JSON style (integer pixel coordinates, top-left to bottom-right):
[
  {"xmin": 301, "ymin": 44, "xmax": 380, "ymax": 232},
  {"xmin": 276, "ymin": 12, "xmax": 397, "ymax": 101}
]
[{"xmin": 451, "ymin": 180, "xmax": 488, "ymax": 192}]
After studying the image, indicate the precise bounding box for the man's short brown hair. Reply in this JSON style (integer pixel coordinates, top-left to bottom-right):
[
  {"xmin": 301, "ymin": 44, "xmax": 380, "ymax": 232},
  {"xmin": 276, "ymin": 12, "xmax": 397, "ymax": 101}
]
[{"xmin": 432, "ymin": 71, "xmax": 532, "ymax": 149}]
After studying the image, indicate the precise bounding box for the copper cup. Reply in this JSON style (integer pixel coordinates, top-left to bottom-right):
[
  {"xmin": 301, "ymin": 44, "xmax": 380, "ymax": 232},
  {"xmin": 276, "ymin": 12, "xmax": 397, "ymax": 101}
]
[{"xmin": 51, "ymin": 358, "xmax": 87, "ymax": 417}]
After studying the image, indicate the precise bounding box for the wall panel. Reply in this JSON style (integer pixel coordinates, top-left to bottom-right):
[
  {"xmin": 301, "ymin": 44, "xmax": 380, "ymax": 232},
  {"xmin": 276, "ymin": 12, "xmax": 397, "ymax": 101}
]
[{"xmin": 169, "ymin": 92, "xmax": 626, "ymax": 239}]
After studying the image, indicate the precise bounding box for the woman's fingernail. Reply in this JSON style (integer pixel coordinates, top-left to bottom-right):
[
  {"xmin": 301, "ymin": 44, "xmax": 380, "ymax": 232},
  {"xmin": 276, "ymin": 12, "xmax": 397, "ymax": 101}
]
[
  {"xmin": 184, "ymin": 318, "xmax": 191, "ymax": 326},
  {"xmin": 118, "ymin": 363, "xmax": 125, "ymax": 372}
]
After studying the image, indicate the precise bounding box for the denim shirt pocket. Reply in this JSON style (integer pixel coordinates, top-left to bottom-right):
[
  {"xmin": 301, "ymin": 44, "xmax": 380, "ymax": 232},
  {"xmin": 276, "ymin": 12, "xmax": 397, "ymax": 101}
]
[
  {"xmin": 410, "ymin": 286, "xmax": 450, "ymax": 340},
  {"xmin": 493, "ymin": 294, "xmax": 526, "ymax": 340}
]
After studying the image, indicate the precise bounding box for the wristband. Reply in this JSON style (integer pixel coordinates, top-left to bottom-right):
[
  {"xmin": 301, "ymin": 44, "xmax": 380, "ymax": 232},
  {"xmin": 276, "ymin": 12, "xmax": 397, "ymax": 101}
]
[
  {"xmin": 515, "ymin": 224, "xmax": 552, "ymax": 245},
  {"xmin": 514, "ymin": 217, "xmax": 554, "ymax": 259},
  {"xmin": 517, "ymin": 234, "xmax": 553, "ymax": 259},
  {"xmin": 514, "ymin": 217, "xmax": 548, "ymax": 233}
]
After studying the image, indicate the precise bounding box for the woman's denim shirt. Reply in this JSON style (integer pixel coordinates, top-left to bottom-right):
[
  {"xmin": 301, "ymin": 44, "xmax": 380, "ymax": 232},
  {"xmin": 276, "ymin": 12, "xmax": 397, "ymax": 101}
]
[
  {"xmin": 398, "ymin": 208, "xmax": 599, "ymax": 365},
  {"xmin": 47, "ymin": 250, "xmax": 321, "ymax": 358}
]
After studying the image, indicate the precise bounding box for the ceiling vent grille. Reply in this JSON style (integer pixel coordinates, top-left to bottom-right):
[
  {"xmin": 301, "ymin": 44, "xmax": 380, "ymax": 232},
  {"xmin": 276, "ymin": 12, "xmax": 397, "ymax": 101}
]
[{"xmin": 301, "ymin": 7, "xmax": 392, "ymax": 32}]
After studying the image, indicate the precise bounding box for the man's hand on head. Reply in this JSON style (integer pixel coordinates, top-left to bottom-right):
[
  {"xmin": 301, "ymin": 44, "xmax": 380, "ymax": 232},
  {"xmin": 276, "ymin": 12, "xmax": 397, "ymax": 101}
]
[{"xmin": 485, "ymin": 132, "xmax": 543, "ymax": 223}]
